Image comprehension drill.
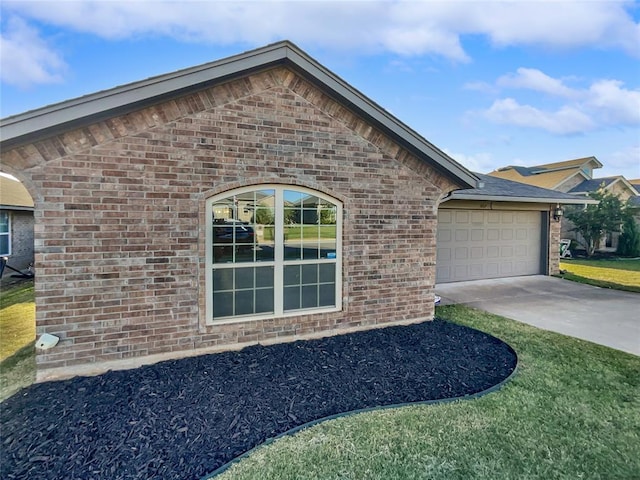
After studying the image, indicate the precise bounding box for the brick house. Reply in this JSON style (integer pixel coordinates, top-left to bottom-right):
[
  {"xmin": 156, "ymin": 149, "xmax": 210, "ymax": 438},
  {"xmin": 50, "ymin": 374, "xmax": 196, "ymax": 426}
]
[
  {"xmin": 0, "ymin": 42, "xmax": 572, "ymax": 380},
  {"xmin": 0, "ymin": 174, "xmax": 35, "ymax": 274}
]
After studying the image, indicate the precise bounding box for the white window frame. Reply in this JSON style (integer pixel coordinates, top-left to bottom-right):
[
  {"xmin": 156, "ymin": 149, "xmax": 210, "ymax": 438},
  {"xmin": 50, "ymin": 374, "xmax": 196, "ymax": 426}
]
[
  {"xmin": 205, "ymin": 185, "xmax": 342, "ymax": 325},
  {"xmin": 0, "ymin": 211, "xmax": 10, "ymax": 257}
]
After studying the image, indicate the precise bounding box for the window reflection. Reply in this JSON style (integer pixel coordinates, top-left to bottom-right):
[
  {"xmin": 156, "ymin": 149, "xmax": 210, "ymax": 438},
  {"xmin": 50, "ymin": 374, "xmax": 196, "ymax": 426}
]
[{"xmin": 210, "ymin": 186, "xmax": 339, "ymax": 321}]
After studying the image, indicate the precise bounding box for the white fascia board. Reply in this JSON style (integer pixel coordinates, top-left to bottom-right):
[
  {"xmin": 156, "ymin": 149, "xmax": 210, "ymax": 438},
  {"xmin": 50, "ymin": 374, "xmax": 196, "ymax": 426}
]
[{"xmin": 443, "ymin": 194, "xmax": 599, "ymax": 204}]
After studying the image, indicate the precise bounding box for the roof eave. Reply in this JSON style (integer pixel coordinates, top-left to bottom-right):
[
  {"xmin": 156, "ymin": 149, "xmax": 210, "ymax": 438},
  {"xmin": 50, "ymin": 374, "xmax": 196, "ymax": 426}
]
[
  {"xmin": 0, "ymin": 205, "xmax": 35, "ymax": 211},
  {"xmin": 444, "ymin": 194, "xmax": 598, "ymax": 204}
]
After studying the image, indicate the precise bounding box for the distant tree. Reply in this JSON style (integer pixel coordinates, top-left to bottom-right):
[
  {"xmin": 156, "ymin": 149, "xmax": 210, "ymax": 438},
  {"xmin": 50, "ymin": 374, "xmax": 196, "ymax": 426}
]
[
  {"xmin": 617, "ymin": 212, "xmax": 640, "ymax": 257},
  {"xmin": 254, "ymin": 205, "xmax": 274, "ymax": 225},
  {"xmin": 565, "ymin": 187, "xmax": 627, "ymax": 257}
]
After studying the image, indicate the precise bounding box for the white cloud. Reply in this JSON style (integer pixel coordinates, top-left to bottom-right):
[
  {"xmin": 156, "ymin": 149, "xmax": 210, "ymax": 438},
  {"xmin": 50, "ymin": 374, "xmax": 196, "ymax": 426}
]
[
  {"xmin": 2, "ymin": 0, "xmax": 638, "ymax": 62},
  {"xmin": 605, "ymin": 145, "xmax": 640, "ymax": 179},
  {"xmin": 497, "ymin": 68, "xmax": 579, "ymax": 99},
  {"xmin": 0, "ymin": 16, "xmax": 66, "ymax": 88},
  {"xmin": 463, "ymin": 81, "xmax": 499, "ymax": 95},
  {"xmin": 468, "ymin": 1, "xmax": 640, "ymax": 57},
  {"xmin": 484, "ymin": 98, "xmax": 595, "ymax": 135},
  {"xmin": 476, "ymin": 69, "xmax": 640, "ymax": 134},
  {"xmin": 586, "ymin": 79, "xmax": 640, "ymax": 126},
  {"xmin": 442, "ymin": 149, "xmax": 497, "ymax": 174}
]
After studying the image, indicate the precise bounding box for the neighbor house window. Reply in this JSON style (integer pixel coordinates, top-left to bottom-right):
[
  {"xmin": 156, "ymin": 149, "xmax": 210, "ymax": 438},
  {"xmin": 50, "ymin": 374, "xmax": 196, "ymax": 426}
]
[
  {"xmin": 0, "ymin": 212, "xmax": 10, "ymax": 256},
  {"xmin": 206, "ymin": 186, "xmax": 342, "ymax": 323}
]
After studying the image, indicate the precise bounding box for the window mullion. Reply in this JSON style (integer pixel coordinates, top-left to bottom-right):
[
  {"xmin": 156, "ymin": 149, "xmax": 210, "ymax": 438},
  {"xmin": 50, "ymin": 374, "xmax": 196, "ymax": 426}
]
[{"xmin": 273, "ymin": 189, "xmax": 284, "ymax": 315}]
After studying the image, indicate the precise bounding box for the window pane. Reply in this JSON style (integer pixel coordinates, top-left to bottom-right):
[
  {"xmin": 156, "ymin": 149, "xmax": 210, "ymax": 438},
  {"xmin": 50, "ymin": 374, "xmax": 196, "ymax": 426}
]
[
  {"xmin": 235, "ymin": 291, "xmax": 254, "ymax": 316},
  {"xmin": 284, "ymin": 265, "xmax": 300, "ymax": 286},
  {"xmin": 319, "ymin": 206, "xmax": 337, "ymax": 225},
  {"xmin": 284, "ymin": 286, "xmax": 300, "ymax": 311},
  {"xmin": 284, "ymin": 190, "xmax": 304, "ymax": 204},
  {"xmin": 0, "ymin": 212, "xmax": 8, "ymax": 233},
  {"xmin": 301, "ymin": 209, "xmax": 318, "ymax": 225},
  {"xmin": 284, "ymin": 225, "xmax": 302, "ymax": 260},
  {"xmin": 254, "ymin": 194, "xmax": 275, "ymax": 262},
  {"xmin": 301, "ymin": 285, "xmax": 318, "ymax": 308},
  {"xmin": 213, "ymin": 269, "xmax": 233, "ymax": 292},
  {"xmin": 284, "ymin": 207, "xmax": 298, "ymax": 225},
  {"xmin": 302, "ymin": 264, "xmax": 317, "ymax": 284},
  {"xmin": 235, "ymin": 267, "xmax": 254, "ymax": 289},
  {"xmin": 319, "ymin": 284, "xmax": 336, "ymax": 307},
  {"xmin": 319, "ymin": 264, "xmax": 335, "ymax": 283},
  {"xmin": 213, "ymin": 246, "xmax": 234, "ymax": 263},
  {"xmin": 213, "ymin": 292, "xmax": 233, "ymax": 318},
  {"xmin": 302, "ymin": 244, "xmax": 320, "ymax": 260},
  {"xmin": 255, "ymin": 288, "xmax": 274, "ymax": 313},
  {"xmin": 0, "ymin": 236, "xmax": 8, "ymax": 256},
  {"xmin": 255, "ymin": 266, "xmax": 274, "ymax": 288}
]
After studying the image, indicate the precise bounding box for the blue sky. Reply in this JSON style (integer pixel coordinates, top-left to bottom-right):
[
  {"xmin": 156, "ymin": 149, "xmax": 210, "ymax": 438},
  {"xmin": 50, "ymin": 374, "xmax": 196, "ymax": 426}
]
[{"xmin": 1, "ymin": 1, "xmax": 639, "ymax": 180}]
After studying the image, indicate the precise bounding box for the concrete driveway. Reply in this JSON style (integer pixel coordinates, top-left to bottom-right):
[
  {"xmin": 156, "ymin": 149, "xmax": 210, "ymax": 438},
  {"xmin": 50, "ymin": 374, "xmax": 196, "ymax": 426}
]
[{"xmin": 435, "ymin": 275, "xmax": 639, "ymax": 356}]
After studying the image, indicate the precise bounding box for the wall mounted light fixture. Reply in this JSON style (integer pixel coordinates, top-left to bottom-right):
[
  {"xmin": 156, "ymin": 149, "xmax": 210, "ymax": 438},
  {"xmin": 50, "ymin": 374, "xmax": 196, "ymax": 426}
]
[{"xmin": 553, "ymin": 204, "xmax": 564, "ymax": 222}]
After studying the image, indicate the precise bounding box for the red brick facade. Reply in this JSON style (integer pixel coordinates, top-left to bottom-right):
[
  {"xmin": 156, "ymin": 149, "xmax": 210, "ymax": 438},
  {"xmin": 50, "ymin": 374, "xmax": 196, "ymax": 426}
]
[{"xmin": 2, "ymin": 67, "xmax": 461, "ymax": 374}]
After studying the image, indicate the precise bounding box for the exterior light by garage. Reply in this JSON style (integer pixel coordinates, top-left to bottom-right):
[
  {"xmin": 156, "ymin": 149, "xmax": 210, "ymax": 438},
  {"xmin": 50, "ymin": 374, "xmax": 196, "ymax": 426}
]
[{"xmin": 553, "ymin": 204, "xmax": 564, "ymax": 222}]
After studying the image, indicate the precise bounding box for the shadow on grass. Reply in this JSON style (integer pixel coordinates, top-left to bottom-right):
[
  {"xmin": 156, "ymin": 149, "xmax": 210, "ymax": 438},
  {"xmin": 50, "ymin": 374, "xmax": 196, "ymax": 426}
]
[
  {"xmin": 556, "ymin": 272, "xmax": 640, "ymax": 293},
  {"xmin": 0, "ymin": 342, "xmax": 36, "ymax": 402}
]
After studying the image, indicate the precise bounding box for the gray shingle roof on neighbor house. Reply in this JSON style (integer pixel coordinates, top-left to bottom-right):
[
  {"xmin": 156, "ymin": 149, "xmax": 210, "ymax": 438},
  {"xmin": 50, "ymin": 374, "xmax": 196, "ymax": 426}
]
[
  {"xmin": 445, "ymin": 173, "xmax": 597, "ymax": 204},
  {"xmin": 568, "ymin": 177, "xmax": 631, "ymax": 194},
  {"xmin": 0, "ymin": 41, "xmax": 477, "ymax": 190}
]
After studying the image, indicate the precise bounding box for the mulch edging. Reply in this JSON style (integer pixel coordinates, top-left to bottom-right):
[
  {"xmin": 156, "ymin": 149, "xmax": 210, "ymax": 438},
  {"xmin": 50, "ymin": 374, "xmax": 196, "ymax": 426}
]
[{"xmin": 1, "ymin": 319, "xmax": 517, "ymax": 480}]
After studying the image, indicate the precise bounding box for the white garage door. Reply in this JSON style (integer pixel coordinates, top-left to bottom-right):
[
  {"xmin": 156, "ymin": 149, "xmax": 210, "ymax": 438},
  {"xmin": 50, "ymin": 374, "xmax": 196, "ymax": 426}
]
[{"xmin": 436, "ymin": 209, "xmax": 543, "ymax": 283}]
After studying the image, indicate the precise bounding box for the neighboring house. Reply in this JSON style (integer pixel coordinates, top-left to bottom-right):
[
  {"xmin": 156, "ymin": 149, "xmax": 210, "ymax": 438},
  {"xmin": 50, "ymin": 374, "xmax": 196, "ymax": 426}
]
[
  {"xmin": 489, "ymin": 157, "xmax": 640, "ymax": 253},
  {"xmin": 0, "ymin": 41, "xmax": 571, "ymax": 379},
  {"xmin": 0, "ymin": 174, "xmax": 34, "ymax": 272}
]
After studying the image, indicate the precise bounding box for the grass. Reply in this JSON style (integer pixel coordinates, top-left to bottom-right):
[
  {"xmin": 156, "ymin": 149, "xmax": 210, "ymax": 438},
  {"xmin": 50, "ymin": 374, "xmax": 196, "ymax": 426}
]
[
  {"xmin": 263, "ymin": 225, "xmax": 337, "ymax": 241},
  {"xmin": 215, "ymin": 305, "xmax": 640, "ymax": 480},
  {"xmin": 560, "ymin": 258, "xmax": 640, "ymax": 292},
  {"xmin": 0, "ymin": 279, "xmax": 36, "ymax": 401}
]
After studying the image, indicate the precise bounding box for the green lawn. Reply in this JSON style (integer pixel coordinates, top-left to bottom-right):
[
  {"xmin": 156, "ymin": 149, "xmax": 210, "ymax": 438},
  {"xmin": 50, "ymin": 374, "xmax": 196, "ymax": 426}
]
[
  {"xmin": 215, "ymin": 305, "xmax": 640, "ymax": 480},
  {"xmin": 0, "ymin": 280, "xmax": 36, "ymax": 401},
  {"xmin": 560, "ymin": 258, "xmax": 640, "ymax": 292},
  {"xmin": 0, "ymin": 280, "xmax": 36, "ymax": 361},
  {"xmin": 263, "ymin": 225, "xmax": 337, "ymax": 241}
]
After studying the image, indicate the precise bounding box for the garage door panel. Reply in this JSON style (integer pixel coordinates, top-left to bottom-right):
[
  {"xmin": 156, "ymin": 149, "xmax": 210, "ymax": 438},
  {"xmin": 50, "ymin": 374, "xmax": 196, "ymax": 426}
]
[
  {"xmin": 471, "ymin": 229, "xmax": 483, "ymax": 241},
  {"xmin": 501, "ymin": 229, "xmax": 513, "ymax": 240},
  {"xmin": 437, "ymin": 209, "xmax": 543, "ymax": 283},
  {"xmin": 455, "ymin": 230, "xmax": 469, "ymax": 241}
]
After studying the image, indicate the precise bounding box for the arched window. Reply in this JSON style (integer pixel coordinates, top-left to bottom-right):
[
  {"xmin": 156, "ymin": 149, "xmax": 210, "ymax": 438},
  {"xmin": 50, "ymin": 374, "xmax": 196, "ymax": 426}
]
[{"xmin": 206, "ymin": 186, "xmax": 342, "ymax": 323}]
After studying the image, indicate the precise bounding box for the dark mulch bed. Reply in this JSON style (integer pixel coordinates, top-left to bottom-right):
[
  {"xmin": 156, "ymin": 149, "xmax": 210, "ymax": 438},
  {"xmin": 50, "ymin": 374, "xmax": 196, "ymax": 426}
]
[{"xmin": 1, "ymin": 319, "xmax": 516, "ymax": 480}]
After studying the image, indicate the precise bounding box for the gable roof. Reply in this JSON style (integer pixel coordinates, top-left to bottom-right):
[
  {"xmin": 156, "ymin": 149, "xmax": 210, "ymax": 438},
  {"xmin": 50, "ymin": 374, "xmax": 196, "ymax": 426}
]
[
  {"xmin": 569, "ymin": 176, "xmax": 640, "ymax": 196},
  {"xmin": 0, "ymin": 176, "xmax": 34, "ymax": 210},
  {"xmin": 489, "ymin": 166, "xmax": 587, "ymax": 190},
  {"xmin": 488, "ymin": 156, "xmax": 601, "ymax": 190},
  {"xmin": 532, "ymin": 156, "xmax": 602, "ymax": 172},
  {"xmin": 443, "ymin": 173, "xmax": 597, "ymax": 205},
  {"xmin": 0, "ymin": 41, "xmax": 477, "ymax": 189}
]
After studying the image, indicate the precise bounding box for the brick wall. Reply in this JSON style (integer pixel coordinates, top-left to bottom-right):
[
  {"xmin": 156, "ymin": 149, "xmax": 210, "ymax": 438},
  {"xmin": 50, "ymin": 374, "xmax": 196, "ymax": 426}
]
[
  {"xmin": 548, "ymin": 211, "xmax": 562, "ymax": 275},
  {"xmin": 2, "ymin": 67, "xmax": 460, "ymax": 374}
]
